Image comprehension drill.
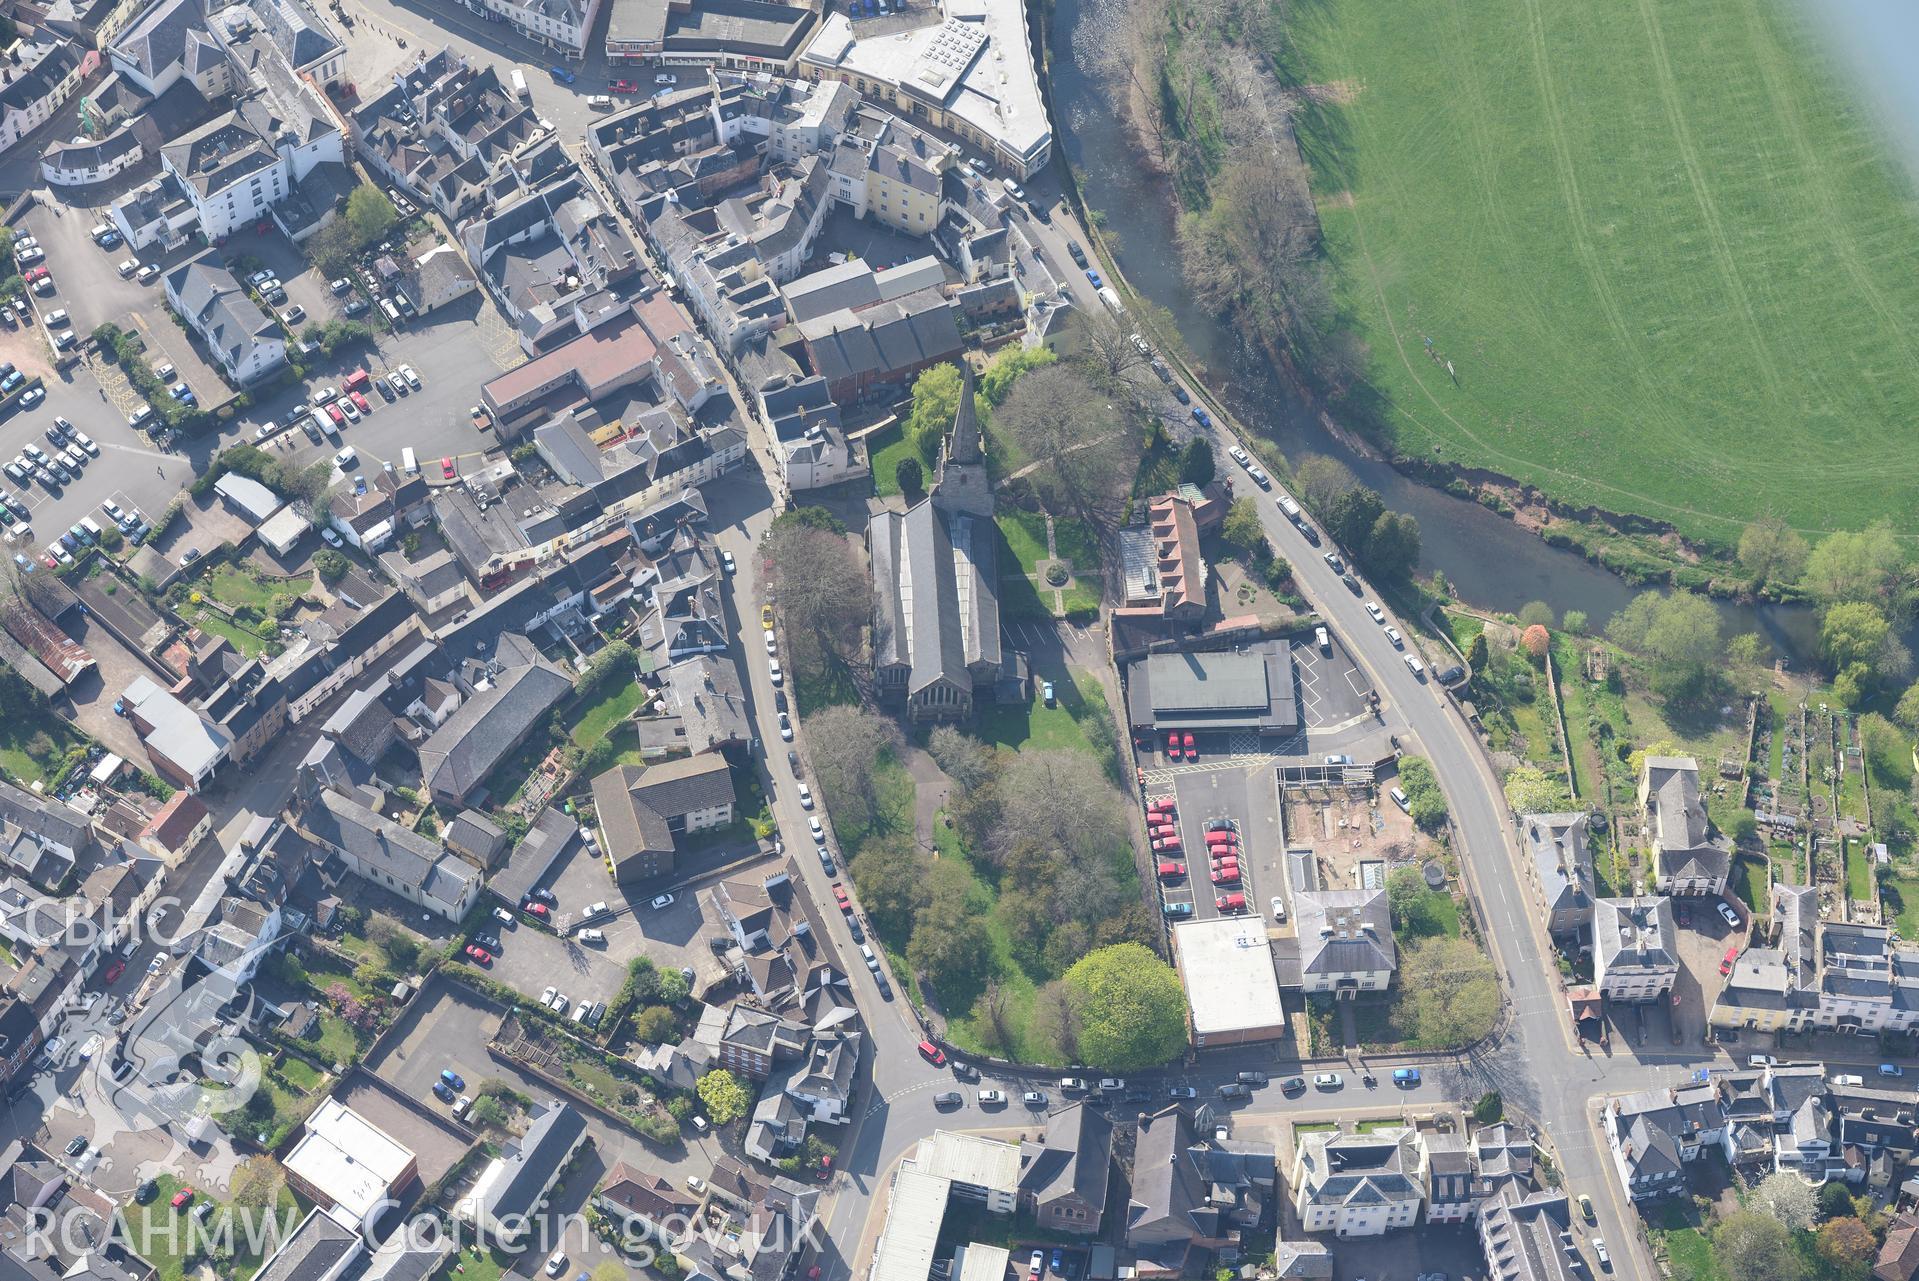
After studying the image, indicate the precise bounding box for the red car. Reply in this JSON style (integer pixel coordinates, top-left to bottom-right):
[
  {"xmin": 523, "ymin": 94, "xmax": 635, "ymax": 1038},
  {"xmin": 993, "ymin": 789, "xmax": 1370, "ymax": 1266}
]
[
  {"xmin": 523, "ymin": 900, "xmax": 549, "ymax": 917},
  {"xmin": 1205, "ymin": 830, "xmax": 1239, "ymax": 848},
  {"xmin": 349, "ymin": 391, "xmax": 372, "ymax": 415},
  {"xmin": 442, "ymin": 456, "xmax": 455, "ymax": 478},
  {"xmin": 1182, "ymin": 732, "xmax": 1197, "ymax": 759},
  {"xmin": 326, "ymin": 402, "xmax": 345, "ymax": 425},
  {"xmin": 1210, "ymin": 867, "xmax": 1240, "ymax": 885},
  {"xmin": 832, "ymin": 882, "xmax": 851, "ymax": 910},
  {"xmin": 1156, "ymin": 860, "xmax": 1186, "ymax": 879},
  {"xmin": 171, "ymin": 1188, "xmax": 194, "ymax": 1210},
  {"xmin": 465, "ymin": 945, "xmax": 491, "ymax": 965},
  {"xmin": 1216, "ymin": 892, "xmax": 1247, "ymax": 913},
  {"xmin": 917, "ymin": 1039, "xmax": 946, "ymax": 1066},
  {"xmin": 22, "ymin": 267, "xmax": 47, "ymax": 284},
  {"xmin": 1152, "ymin": 836, "xmax": 1182, "ymax": 853},
  {"xmin": 104, "ymin": 960, "xmax": 125, "ymax": 983},
  {"xmin": 610, "ymin": 78, "xmax": 638, "ymax": 93},
  {"xmin": 1166, "ymin": 733, "xmax": 1179, "ymax": 757},
  {"xmin": 40, "ymin": 553, "xmax": 58, "ymax": 569},
  {"xmin": 1719, "ymin": 946, "xmax": 1739, "ymax": 976},
  {"xmin": 1148, "ymin": 797, "xmax": 1176, "ymax": 814}
]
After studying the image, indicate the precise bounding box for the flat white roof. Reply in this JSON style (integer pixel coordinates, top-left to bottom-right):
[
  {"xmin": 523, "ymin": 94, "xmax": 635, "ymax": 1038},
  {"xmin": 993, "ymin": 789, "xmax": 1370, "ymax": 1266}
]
[
  {"xmin": 1175, "ymin": 917, "xmax": 1286, "ymax": 1038},
  {"xmin": 283, "ymin": 1099, "xmax": 416, "ymax": 1222},
  {"xmin": 869, "ymin": 1165, "xmax": 951, "ymax": 1281},
  {"xmin": 954, "ymin": 1243, "xmax": 1011, "ymax": 1281},
  {"xmin": 800, "ymin": 0, "xmax": 1050, "ymax": 168},
  {"xmin": 916, "ymin": 1129, "xmax": 1021, "ymax": 1194}
]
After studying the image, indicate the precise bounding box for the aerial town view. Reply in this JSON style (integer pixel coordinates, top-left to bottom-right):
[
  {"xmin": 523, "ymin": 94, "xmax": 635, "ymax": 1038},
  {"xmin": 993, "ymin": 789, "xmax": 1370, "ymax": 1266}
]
[{"xmin": 0, "ymin": 0, "xmax": 1914, "ymax": 1278}]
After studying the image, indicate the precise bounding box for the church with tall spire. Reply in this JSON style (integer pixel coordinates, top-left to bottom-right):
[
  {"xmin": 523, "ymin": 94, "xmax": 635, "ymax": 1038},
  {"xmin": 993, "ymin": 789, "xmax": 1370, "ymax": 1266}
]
[{"xmin": 867, "ymin": 363, "xmax": 1004, "ymax": 722}]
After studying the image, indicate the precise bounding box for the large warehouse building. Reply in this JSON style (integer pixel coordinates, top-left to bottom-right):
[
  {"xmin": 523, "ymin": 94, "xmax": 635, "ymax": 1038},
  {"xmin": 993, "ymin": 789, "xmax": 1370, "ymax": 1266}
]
[
  {"xmin": 1124, "ymin": 647, "xmax": 1299, "ymax": 739},
  {"xmin": 1173, "ymin": 917, "xmax": 1287, "ymax": 1046}
]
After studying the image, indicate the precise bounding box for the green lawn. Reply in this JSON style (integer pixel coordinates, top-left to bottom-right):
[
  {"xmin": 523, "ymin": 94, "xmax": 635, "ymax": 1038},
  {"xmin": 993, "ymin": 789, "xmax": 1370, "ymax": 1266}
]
[
  {"xmin": 1651, "ymin": 1202, "xmax": 1726, "ymax": 1281},
  {"xmin": 205, "ymin": 565, "xmax": 298, "ymax": 612},
  {"xmin": 276, "ymin": 1056, "xmax": 323, "ymax": 1091},
  {"xmin": 0, "ymin": 709, "xmax": 85, "ymax": 787},
  {"xmin": 1052, "ymin": 518, "xmax": 1098, "ymax": 570},
  {"xmin": 188, "ymin": 607, "xmax": 267, "ymax": 656},
  {"xmin": 1889, "ymin": 878, "xmax": 1919, "ymax": 939},
  {"xmin": 570, "ymin": 681, "xmax": 645, "ymax": 746},
  {"xmin": 976, "ymin": 669, "xmax": 1114, "ymax": 760},
  {"xmin": 997, "ymin": 511, "xmax": 1050, "ymax": 573},
  {"xmin": 1847, "ymin": 840, "xmax": 1876, "ymax": 901},
  {"xmin": 1443, "ymin": 611, "xmax": 1484, "ymax": 655},
  {"xmin": 1730, "ymin": 856, "xmax": 1767, "ymax": 915},
  {"xmin": 122, "ymin": 1173, "xmax": 304, "ymax": 1281},
  {"xmin": 1293, "ymin": 0, "xmax": 1919, "ymax": 541},
  {"xmin": 869, "ymin": 423, "xmax": 918, "ymax": 498}
]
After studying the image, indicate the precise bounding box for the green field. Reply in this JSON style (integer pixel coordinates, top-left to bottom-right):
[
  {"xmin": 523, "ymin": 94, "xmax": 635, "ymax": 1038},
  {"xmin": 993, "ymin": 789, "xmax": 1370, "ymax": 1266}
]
[{"xmin": 1294, "ymin": 0, "xmax": 1919, "ymax": 539}]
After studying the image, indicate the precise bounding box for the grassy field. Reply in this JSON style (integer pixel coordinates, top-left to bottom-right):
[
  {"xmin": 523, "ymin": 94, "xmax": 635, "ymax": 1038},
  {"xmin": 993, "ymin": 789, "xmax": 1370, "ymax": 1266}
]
[
  {"xmin": 1293, "ymin": 0, "xmax": 1919, "ymax": 540},
  {"xmin": 0, "ymin": 709, "xmax": 84, "ymax": 787},
  {"xmin": 869, "ymin": 422, "xmax": 915, "ymax": 498}
]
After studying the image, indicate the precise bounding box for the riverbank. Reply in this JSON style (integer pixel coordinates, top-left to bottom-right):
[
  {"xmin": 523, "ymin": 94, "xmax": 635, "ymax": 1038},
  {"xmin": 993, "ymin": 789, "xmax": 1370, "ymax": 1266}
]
[{"xmin": 1050, "ymin": 0, "xmax": 1919, "ymax": 607}]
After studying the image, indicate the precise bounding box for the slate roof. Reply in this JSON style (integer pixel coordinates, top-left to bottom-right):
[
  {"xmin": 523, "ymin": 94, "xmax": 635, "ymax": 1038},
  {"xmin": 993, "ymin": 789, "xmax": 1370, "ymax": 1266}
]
[
  {"xmin": 473, "ymin": 1101, "xmax": 588, "ymax": 1223},
  {"xmin": 1294, "ymin": 888, "xmax": 1395, "ymax": 976},
  {"xmin": 1018, "ymin": 1102, "xmax": 1113, "ymax": 1216},
  {"xmin": 417, "ymin": 647, "xmax": 573, "ymax": 802},
  {"xmin": 1595, "ymin": 896, "xmax": 1678, "ymax": 977},
  {"xmin": 1479, "ymin": 1190, "xmax": 1581, "ymax": 1281},
  {"xmin": 112, "ymin": 0, "xmax": 205, "ymax": 80},
  {"xmin": 164, "ymin": 250, "xmax": 280, "ymax": 372},
  {"xmin": 591, "ymin": 757, "xmax": 735, "ymax": 865},
  {"xmin": 1294, "ymin": 1128, "xmax": 1425, "ymax": 1211},
  {"xmin": 1524, "ymin": 811, "xmax": 1593, "ymax": 922},
  {"xmin": 252, "ymin": 1207, "xmax": 360, "ymax": 1281},
  {"xmin": 301, "ymin": 787, "xmax": 477, "ymax": 909},
  {"xmin": 1642, "ymin": 755, "xmax": 1731, "ymax": 883}
]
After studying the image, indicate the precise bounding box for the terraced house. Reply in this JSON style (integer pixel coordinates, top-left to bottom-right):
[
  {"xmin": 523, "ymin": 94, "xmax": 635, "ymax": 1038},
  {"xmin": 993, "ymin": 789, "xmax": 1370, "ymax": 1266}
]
[{"xmin": 1713, "ymin": 882, "xmax": 1919, "ymax": 1035}]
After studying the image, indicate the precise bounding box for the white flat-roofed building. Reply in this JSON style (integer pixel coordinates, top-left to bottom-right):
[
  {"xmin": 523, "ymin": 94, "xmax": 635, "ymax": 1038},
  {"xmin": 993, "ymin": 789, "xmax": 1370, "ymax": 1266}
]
[
  {"xmin": 283, "ymin": 1099, "xmax": 420, "ymax": 1234},
  {"xmin": 917, "ymin": 1130, "xmax": 1020, "ymax": 1210},
  {"xmin": 1174, "ymin": 917, "xmax": 1285, "ymax": 1046},
  {"xmin": 798, "ymin": 0, "xmax": 1051, "ymax": 179},
  {"xmin": 869, "ymin": 1165, "xmax": 953, "ymax": 1281}
]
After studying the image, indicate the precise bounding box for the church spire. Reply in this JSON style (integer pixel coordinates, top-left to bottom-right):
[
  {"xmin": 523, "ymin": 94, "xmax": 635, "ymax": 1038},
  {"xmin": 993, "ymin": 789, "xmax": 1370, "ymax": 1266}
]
[{"xmin": 947, "ymin": 362, "xmax": 983, "ymax": 465}]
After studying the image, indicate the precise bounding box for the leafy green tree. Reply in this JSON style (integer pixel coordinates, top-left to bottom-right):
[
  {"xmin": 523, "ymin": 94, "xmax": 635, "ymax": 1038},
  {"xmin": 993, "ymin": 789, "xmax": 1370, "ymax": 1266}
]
[
  {"xmin": 657, "ymin": 968, "xmax": 691, "ymax": 1004},
  {"xmin": 1466, "ymin": 632, "xmax": 1490, "ymax": 675},
  {"xmin": 1325, "ymin": 485, "xmax": 1384, "ymax": 551},
  {"xmin": 1397, "ymin": 756, "xmax": 1448, "ymax": 832},
  {"xmin": 980, "ymin": 344, "xmax": 1055, "ymax": 406},
  {"xmin": 1753, "ymin": 1170, "xmax": 1816, "ymax": 1229},
  {"xmin": 1517, "ymin": 601, "xmax": 1555, "ymax": 629},
  {"xmin": 1503, "ymin": 765, "xmax": 1571, "ymax": 814},
  {"xmin": 905, "ymin": 363, "xmax": 964, "ymax": 461},
  {"xmin": 314, "ymin": 550, "xmax": 348, "ymax": 583},
  {"xmin": 1605, "ymin": 590, "xmax": 1722, "ymax": 700},
  {"xmin": 1896, "ymin": 681, "xmax": 1919, "ymax": 732},
  {"xmin": 1363, "ymin": 511, "xmax": 1421, "ymax": 579},
  {"xmin": 468, "ymin": 1096, "xmax": 507, "ymax": 1128},
  {"xmin": 1178, "ymin": 438, "xmax": 1215, "ymax": 486},
  {"xmin": 908, "ymin": 859, "xmax": 993, "ymax": 1004},
  {"xmin": 894, "ymin": 456, "xmax": 924, "ymax": 496},
  {"xmin": 1818, "ymin": 1179, "xmax": 1856, "ymax": 1220},
  {"xmin": 632, "ymin": 1006, "xmax": 678, "ymax": 1044},
  {"xmin": 1293, "ymin": 455, "xmax": 1356, "ymax": 515},
  {"xmin": 1221, "ymin": 498, "xmax": 1264, "ymax": 556},
  {"xmin": 1060, "ymin": 944, "xmax": 1187, "ymax": 1069},
  {"xmin": 696, "ymin": 1070, "xmax": 750, "ymax": 1125},
  {"xmin": 1397, "ymin": 937, "xmax": 1498, "ymax": 1048},
  {"xmin": 1561, "ymin": 609, "xmax": 1588, "ymax": 635},
  {"xmin": 1803, "ymin": 522, "xmax": 1904, "ymax": 608},
  {"xmin": 1387, "ymin": 866, "xmax": 1445, "ymax": 937},
  {"xmin": 1713, "ymin": 1209, "xmax": 1804, "ymax": 1281},
  {"xmin": 849, "ymin": 836, "xmax": 930, "ymax": 940},
  {"xmin": 1473, "ymin": 1091, "xmax": 1503, "ymax": 1124},
  {"xmin": 926, "ymin": 726, "xmax": 997, "ymax": 795},
  {"xmin": 1739, "ymin": 516, "xmax": 1809, "ymax": 589},
  {"xmin": 1823, "ymin": 601, "xmax": 1892, "ymax": 671}
]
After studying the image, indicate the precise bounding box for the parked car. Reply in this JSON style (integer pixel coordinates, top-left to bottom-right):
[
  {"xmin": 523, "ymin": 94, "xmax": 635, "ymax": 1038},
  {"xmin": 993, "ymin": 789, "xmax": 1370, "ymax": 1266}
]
[
  {"xmin": 1392, "ymin": 1067, "xmax": 1421, "ymax": 1087},
  {"xmin": 1312, "ymin": 1072, "xmax": 1343, "ymax": 1089},
  {"xmin": 1718, "ymin": 900, "xmax": 1741, "ymax": 928}
]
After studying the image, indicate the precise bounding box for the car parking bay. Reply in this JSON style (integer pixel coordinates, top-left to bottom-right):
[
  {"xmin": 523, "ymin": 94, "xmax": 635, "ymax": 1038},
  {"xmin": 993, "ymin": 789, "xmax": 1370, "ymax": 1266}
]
[{"xmin": 1290, "ymin": 637, "xmax": 1373, "ymax": 730}]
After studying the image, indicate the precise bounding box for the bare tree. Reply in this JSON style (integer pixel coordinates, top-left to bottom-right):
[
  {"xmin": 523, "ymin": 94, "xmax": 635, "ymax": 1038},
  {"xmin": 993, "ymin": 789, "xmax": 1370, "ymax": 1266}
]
[
  {"xmin": 991, "ymin": 366, "xmax": 1140, "ymax": 532},
  {"xmin": 763, "ymin": 518, "xmax": 868, "ymax": 679},
  {"xmin": 803, "ymin": 706, "xmax": 904, "ymax": 840}
]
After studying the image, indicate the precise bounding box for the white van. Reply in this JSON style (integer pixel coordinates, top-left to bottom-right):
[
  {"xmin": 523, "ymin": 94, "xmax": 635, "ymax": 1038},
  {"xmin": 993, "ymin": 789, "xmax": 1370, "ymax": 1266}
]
[
  {"xmin": 1097, "ymin": 285, "xmax": 1125, "ymax": 315},
  {"xmin": 1279, "ymin": 495, "xmax": 1303, "ymax": 520},
  {"xmin": 1390, "ymin": 786, "xmax": 1410, "ymax": 812},
  {"xmin": 511, "ymin": 68, "xmax": 530, "ymax": 100},
  {"xmin": 1315, "ymin": 625, "xmax": 1331, "ymax": 654},
  {"xmin": 401, "ymin": 447, "xmax": 419, "ymax": 476},
  {"xmin": 380, "ymin": 297, "xmax": 402, "ymax": 325}
]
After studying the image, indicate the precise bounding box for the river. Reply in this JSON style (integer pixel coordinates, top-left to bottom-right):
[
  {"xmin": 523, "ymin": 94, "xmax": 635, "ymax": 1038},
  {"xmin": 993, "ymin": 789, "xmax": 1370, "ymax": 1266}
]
[{"xmin": 1045, "ymin": 0, "xmax": 1829, "ymax": 663}]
